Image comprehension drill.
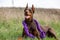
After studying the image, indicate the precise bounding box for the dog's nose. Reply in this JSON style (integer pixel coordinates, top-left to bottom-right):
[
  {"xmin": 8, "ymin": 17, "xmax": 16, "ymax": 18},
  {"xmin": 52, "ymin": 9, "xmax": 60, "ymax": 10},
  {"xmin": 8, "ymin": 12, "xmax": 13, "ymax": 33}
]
[{"xmin": 25, "ymin": 16, "xmax": 30, "ymax": 19}]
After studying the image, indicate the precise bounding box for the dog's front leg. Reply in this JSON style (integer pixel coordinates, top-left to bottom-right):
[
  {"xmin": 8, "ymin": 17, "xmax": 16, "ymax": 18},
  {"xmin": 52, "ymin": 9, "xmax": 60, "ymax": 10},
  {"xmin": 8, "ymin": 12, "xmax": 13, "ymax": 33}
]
[{"xmin": 33, "ymin": 29, "xmax": 42, "ymax": 40}]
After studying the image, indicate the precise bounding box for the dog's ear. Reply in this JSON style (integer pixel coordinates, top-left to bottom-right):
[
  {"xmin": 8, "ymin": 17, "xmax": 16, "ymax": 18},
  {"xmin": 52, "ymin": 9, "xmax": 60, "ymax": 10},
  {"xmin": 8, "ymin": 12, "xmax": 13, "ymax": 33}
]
[
  {"xmin": 31, "ymin": 5, "xmax": 35, "ymax": 13},
  {"xmin": 24, "ymin": 4, "xmax": 28, "ymax": 11}
]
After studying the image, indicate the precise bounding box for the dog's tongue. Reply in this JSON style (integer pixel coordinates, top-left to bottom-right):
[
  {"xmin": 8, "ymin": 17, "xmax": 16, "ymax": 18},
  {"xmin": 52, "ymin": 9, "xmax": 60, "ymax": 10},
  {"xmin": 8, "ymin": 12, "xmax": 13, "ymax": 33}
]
[{"xmin": 25, "ymin": 16, "xmax": 30, "ymax": 19}]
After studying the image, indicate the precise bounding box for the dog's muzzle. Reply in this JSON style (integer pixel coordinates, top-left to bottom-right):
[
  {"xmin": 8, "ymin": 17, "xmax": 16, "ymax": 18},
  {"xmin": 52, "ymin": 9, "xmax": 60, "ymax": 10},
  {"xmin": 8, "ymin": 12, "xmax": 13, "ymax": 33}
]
[{"xmin": 25, "ymin": 16, "xmax": 30, "ymax": 19}]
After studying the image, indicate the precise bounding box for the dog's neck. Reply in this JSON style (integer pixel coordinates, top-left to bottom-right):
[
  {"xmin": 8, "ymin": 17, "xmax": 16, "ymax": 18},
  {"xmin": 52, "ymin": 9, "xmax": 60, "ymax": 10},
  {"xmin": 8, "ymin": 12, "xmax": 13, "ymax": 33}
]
[{"xmin": 25, "ymin": 19, "xmax": 33, "ymax": 24}]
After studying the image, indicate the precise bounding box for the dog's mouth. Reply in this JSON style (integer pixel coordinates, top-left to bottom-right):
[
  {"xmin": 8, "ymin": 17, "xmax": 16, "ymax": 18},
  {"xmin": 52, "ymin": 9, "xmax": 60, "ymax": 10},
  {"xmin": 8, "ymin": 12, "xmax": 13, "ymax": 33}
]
[
  {"xmin": 25, "ymin": 16, "xmax": 32, "ymax": 22},
  {"xmin": 25, "ymin": 16, "xmax": 30, "ymax": 21},
  {"xmin": 25, "ymin": 16, "xmax": 30, "ymax": 19}
]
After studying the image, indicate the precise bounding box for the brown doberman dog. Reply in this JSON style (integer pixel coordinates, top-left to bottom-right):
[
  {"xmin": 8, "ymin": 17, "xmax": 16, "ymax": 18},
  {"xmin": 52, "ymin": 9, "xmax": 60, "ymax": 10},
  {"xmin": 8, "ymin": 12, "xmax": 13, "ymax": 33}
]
[
  {"xmin": 22, "ymin": 4, "xmax": 42, "ymax": 40},
  {"xmin": 18, "ymin": 4, "xmax": 58, "ymax": 40}
]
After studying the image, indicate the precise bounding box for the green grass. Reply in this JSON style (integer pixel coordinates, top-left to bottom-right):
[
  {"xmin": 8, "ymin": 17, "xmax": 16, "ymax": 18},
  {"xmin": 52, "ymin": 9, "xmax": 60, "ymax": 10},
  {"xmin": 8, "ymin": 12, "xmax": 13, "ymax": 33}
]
[
  {"xmin": 0, "ymin": 19, "xmax": 23, "ymax": 40},
  {"xmin": 0, "ymin": 19, "xmax": 60, "ymax": 40}
]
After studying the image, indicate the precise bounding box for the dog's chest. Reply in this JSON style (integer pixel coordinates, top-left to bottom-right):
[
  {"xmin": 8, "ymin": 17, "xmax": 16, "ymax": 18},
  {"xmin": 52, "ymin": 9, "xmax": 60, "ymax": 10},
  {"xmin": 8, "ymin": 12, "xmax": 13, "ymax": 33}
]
[{"xmin": 27, "ymin": 21, "xmax": 37, "ymax": 31}]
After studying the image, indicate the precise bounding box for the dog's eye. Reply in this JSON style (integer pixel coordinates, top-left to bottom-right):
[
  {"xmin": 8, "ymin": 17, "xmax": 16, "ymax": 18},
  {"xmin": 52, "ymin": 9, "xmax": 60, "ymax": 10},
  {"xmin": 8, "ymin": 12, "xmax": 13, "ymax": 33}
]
[{"xmin": 29, "ymin": 9, "xmax": 32, "ymax": 13}]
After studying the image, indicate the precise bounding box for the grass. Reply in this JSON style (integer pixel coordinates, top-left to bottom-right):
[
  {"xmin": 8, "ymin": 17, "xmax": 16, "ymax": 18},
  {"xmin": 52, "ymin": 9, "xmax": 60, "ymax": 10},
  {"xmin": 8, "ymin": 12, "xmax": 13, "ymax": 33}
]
[
  {"xmin": 0, "ymin": 18, "xmax": 60, "ymax": 40},
  {"xmin": 0, "ymin": 19, "xmax": 23, "ymax": 40}
]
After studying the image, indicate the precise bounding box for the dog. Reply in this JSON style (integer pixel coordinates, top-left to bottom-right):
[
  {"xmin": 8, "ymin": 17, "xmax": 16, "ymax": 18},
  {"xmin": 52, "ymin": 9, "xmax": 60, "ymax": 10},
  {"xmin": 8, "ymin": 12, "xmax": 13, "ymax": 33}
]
[
  {"xmin": 21, "ymin": 4, "xmax": 58, "ymax": 40},
  {"xmin": 22, "ymin": 4, "xmax": 45, "ymax": 40}
]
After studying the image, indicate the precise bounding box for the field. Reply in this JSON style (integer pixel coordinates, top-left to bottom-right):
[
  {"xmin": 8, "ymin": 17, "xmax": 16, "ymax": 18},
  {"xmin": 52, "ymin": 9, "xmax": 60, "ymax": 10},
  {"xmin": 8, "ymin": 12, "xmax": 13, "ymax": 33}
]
[{"xmin": 0, "ymin": 8, "xmax": 60, "ymax": 40}]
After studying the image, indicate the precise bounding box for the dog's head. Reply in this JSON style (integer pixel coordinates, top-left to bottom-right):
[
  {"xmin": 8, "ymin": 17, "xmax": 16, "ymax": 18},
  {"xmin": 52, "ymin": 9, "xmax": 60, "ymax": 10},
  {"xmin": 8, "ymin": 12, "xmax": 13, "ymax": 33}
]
[{"xmin": 24, "ymin": 4, "xmax": 35, "ymax": 22}]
